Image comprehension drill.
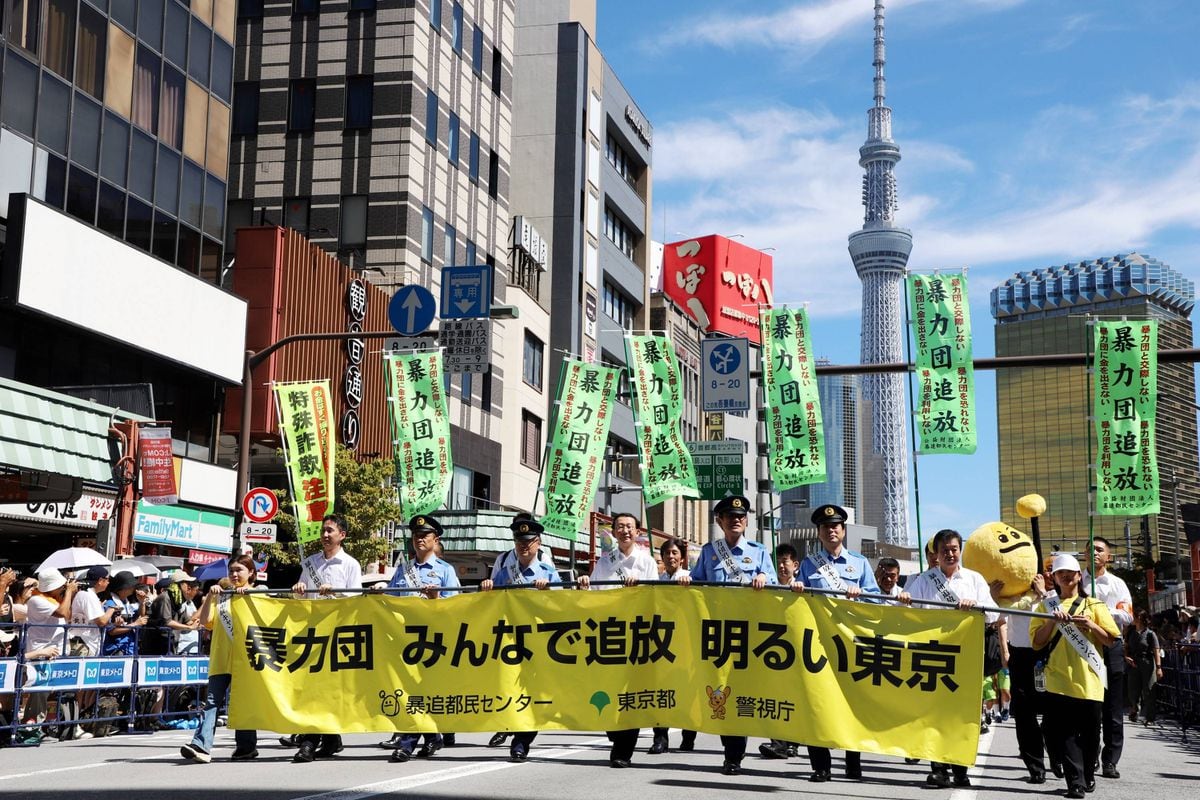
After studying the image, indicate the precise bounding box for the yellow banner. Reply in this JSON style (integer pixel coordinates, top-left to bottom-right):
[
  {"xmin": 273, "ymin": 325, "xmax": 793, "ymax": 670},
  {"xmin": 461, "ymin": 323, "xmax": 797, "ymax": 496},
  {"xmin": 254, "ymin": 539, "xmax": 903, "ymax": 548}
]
[{"xmin": 222, "ymin": 587, "xmax": 983, "ymax": 765}]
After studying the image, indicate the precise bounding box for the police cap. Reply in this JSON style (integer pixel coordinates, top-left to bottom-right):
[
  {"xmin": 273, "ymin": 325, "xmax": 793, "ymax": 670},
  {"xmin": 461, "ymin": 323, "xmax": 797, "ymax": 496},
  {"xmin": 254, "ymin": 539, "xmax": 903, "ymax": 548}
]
[
  {"xmin": 713, "ymin": 495, "xmax": 751, "ymax": 517},
  {"xmin": 409, "ymin": 515, "xmax": 444, "ymax": 537},
  {"xmin": 811, "ymin": 504, "xmax": 848, "ymax": 526},
  {"xmin": 511, "ymin": 517, "xmax": 545, "ymax": 540}
]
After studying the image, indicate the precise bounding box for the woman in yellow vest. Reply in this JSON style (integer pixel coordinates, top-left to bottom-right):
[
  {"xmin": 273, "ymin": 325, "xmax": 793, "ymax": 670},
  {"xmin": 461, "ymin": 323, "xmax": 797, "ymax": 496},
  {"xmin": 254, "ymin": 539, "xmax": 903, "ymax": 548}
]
[{"xmin": 1030, "ymin": 553, "xmax": 1120, "ymax": 799}]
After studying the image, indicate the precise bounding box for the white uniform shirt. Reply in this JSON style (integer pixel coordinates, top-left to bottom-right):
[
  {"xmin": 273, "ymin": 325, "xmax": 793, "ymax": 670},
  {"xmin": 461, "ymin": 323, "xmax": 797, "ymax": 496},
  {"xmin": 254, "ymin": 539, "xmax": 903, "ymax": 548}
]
[
  {"xmin": 69, "ymin": 589, "xmax": 106, "ymax": 655},
  {"xmin": 25, "ymin": 595, "xmax": 66, "ymax": 654},
  {"xmin": 906, "ymin": 565, "xmax": 999, "ymax": 624},
  {"xmin": 299, "ymin": 550, "xmax": 363, "ymax": 598},
  {"xmin": 588, "ymin": 546, "xmax": 659, "ymax": 588},
  {"xmin": 1086, "ymin": 571, "xmax": 1133, "ymax": 630},
  {"xmin": 490, "ymin": 547, "xmax": 555, "ymax": 581}
]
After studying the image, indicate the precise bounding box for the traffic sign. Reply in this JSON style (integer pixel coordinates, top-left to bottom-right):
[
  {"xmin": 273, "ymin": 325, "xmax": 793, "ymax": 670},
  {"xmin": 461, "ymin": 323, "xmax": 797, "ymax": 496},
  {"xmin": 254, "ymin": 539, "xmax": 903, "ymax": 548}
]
[
  {"xmin": 702, "ymin": 337, "xmax": 750, "ymax": 413},
  {"xmin": 388, "ymin": 285, "xmax": 437, "ymax": 335},
  {"xmin": 440, "ymin": 265, "xmax": 492, "ymax": 319},
  {"xmin": 687, "ymin": 440, "xmax": 745, "ymax": 501},
  {"xmin": 239, "ymin": 522, "xmax": 278, "ymax": 544},
  {"xmin": 241, "ymin": 487, "xmax": 278, "ymax": 523},
  {"xmin": 384, "ymin": 336, "xmax": 434, "ymax": 354},
  {"xmin": 441, "ymin": 318, "xmax": 491, "ymax": 373}
]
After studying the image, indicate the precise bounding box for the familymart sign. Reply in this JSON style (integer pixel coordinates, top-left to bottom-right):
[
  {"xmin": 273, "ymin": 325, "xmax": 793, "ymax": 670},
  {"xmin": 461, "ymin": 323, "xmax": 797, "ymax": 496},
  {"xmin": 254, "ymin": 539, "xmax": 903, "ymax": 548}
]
[{"xmin": 132, "ymin": 501, "xmax": 234, "ymax": 554}]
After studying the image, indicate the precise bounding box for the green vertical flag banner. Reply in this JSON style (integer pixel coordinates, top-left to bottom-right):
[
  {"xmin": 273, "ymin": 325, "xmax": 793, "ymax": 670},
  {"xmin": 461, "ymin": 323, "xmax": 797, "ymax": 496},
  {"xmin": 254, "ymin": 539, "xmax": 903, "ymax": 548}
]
[
  {"xmin": 274, "ymin": 381, "xmax": 337, "ymax": 544},
  {"xmin": 625, "ymin": 335, "xmax": 700, "ymax": 507},
  {"xmin": 760, "ymin": 308, "xmax": 826, "ymax": 489},
  {"xmin": 908, "ymin": 273, "xmax": 977, "ymax": 454},
  {"xmin": 384, "ymin": 351, "xmax": 453, "ymax": 518},
  {"xmin": 1094, "ymin": 321, "xmax": 1159, "ymax": 515},
  {"xmin": 541, "ymin": 360, "xmax": 621, "ymax": 541}
]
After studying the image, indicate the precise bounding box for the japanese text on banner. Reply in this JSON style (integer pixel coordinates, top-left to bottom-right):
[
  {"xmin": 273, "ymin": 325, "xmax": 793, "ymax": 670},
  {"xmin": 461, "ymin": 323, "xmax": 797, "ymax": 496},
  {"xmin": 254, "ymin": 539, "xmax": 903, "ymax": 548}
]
[
  {"xmin": 760, "ymin": 308, "xmax": 826, "ymax": 488},
  {"xmin": 384, "ymin": 351, "xmax": 453, "ymax": 518},
  {"xmin": 540, "ymin": 361, "xmax": 620, "ymax": 541},
  {"xmin": 274, "ymin": 381, "xmax": 335, "ymax": 544},
  {"xmin": 223, "ymin": 589, "xmax": 984, "ymax": 766},
  {"xmin": 1094, "ymin": 320, "xmax": 1159, "ymax": 515},
  {"xmin": 626, "ymin": 335, "xmax": 700, "ymax": 507},
  {"xmin": 908, "ymin": 273, "xmax": 977, "ymax": 454}
]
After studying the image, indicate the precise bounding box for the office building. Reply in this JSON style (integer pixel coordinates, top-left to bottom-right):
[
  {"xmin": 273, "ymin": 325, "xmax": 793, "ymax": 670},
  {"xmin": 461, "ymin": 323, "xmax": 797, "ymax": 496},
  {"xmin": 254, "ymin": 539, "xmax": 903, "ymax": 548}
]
[{"xmin": 992, "ymin": 253, "xmax": 1198, "ymax": 564}]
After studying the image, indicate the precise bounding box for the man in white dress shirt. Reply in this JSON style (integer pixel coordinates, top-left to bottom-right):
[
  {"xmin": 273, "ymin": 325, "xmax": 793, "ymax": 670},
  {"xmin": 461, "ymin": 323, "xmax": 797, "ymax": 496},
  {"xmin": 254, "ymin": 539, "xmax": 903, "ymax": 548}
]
[
  {"xmin": 1087, "ymin": 537, "xmax": 1132, "ymax": 779},
  {"xmin": 578, "ymin": 512, "xmax": 659, "ymax": 767},
  {"xmin": 906, "ymin": 528, "xmax": 997, "ymax": 790},
  {"xmin": 291, "ymin": 514, "xmax": 362, "ymax": 763}
]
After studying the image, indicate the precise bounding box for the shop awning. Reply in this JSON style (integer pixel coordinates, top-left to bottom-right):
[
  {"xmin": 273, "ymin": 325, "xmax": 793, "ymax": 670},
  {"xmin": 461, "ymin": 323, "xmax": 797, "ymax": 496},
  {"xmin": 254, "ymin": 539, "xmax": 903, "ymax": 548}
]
[{"xmin": 0, "ymin": 377, "xmax": 144, "ymax": 486}]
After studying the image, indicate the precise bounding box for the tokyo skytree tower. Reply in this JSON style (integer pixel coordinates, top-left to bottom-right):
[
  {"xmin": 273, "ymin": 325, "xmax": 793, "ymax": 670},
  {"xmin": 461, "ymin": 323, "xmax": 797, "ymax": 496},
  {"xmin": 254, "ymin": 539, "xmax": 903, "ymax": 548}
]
[{"xmin": 848, "ymin": 0, "xmax": 912, "ymax": 545}]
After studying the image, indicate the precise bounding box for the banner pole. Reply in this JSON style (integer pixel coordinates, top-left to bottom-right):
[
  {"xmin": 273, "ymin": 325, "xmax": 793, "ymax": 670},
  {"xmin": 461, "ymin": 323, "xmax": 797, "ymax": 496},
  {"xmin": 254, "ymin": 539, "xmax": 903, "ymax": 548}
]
[
  {"xmin": 271, "ymin": 386, "xmax": 307, "ymax": 564},
  {"xmin": 902, "ymin": 274, "xmax": 925, "ymax": 570},
  {"xmin": 1085, "ymin": 315, "xmax": 1096, "ymax": 597}
]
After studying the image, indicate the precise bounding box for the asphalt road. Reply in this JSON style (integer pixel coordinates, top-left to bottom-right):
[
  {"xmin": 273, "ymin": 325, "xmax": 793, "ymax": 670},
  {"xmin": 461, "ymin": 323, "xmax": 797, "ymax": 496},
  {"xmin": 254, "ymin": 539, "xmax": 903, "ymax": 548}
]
[{"xmin": 1, "ymin": 717, "xmax": 1194, "ymax": 799}]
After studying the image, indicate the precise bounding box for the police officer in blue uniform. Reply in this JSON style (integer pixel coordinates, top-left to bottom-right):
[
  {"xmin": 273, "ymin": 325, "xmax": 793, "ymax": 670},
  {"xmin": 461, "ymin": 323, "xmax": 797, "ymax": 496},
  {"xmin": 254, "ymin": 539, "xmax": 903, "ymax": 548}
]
[
  {"xmin": 794, "ymin": 503, "xmax": 899, "ymax": 783},
  {"xmin": 690, "ymin": 495, "xmax": 778, "ymax": 775},
  {"xmin": 480, "ymin": 517, "xmax": 561, "ymax": 763},
  {"xmin": 382, "ymin": 515, "xmax": 461, "ymax": 762}
]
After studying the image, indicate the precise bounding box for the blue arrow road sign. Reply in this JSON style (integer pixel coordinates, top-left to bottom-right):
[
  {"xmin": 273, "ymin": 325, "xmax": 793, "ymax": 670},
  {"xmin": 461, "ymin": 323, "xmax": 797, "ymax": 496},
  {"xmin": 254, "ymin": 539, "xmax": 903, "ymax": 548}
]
[
  {"xmin": 440, "ymin": 265, "xmax": 492, "ymax": 319},
  {"xmin": 388, "ymin": 285, "xmax": 436, "ymax": 335}
]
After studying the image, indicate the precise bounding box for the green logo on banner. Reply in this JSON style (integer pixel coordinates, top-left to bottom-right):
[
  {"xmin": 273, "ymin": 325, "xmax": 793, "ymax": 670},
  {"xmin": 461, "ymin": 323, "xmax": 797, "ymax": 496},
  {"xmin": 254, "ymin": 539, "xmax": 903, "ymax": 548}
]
[
  {"xmin": 384, "ymin": 351, "xmax": 453, "ymax": 518},
  {"xmin": 626, "ymin": 335, "xmax": 700, "ymax": 507},
  {"xmin": 1094, "ymin": 320, "xmax": 1159, "ymax": 515},
  {"xmin": 760, "ymin": 308, "xmax": 826, "ymax": 489},
  {"xmin": 541, "ymin": 360, "xmax": 620, "ymax": 541},
  {"xmin": 908, "ymin": 273, "xmax": 977, "ymax": 454},
  {"xmin": 274, "ymin": 381, "xmax": 336, "ymax": 544}
]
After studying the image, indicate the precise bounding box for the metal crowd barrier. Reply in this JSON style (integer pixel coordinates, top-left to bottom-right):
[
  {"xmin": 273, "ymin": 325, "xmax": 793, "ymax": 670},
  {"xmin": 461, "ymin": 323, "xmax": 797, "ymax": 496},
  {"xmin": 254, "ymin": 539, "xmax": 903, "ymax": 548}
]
[
  {"xmin": 1155, "ymin": 642, "xmax": 1200, "ymax": 740},
  {"xmin": 1, "ymin": 621, "xmax": 210, "ymax": 747}
]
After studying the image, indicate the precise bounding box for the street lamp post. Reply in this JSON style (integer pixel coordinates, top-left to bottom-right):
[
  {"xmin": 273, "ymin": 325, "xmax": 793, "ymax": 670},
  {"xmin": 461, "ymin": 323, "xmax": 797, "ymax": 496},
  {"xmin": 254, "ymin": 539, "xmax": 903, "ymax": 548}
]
[{"xmin": 759, "ymin": 498, "xmax": 809, "ymax": 561}]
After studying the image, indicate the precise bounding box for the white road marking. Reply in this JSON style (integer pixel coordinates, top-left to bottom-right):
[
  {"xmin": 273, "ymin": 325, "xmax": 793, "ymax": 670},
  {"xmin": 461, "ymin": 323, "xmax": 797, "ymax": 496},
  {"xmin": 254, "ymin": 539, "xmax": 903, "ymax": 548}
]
[
  {"xmin": 950, "ymin": 724, "xmax": 995, "ymax": 800},
  {"xmin": 290, "ymin": 736, "xmax": 611, "ymax": 800}
]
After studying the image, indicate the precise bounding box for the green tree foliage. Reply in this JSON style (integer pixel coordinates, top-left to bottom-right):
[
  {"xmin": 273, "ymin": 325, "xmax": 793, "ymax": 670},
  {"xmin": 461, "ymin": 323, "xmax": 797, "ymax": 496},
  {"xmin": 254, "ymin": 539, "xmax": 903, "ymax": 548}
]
[{"xmin": 259, "ymin": 445, "xmax": 401, "ymax": 571}]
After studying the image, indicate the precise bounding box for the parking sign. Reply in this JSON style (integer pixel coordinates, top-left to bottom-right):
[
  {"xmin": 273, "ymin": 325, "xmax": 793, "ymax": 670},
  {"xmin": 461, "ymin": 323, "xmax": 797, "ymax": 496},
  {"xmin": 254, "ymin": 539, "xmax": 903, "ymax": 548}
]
[{"xmin": 702, "ymin": 337, "xmax": 750, "ymax": 412}]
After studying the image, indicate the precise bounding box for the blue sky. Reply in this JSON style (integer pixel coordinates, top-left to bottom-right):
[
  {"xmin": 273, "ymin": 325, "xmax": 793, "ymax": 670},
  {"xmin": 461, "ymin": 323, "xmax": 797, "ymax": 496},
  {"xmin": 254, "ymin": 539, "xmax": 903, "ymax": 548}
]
[{"xmin": 595, "ymin": 0, "xmax": 1200, "ymax": 539}]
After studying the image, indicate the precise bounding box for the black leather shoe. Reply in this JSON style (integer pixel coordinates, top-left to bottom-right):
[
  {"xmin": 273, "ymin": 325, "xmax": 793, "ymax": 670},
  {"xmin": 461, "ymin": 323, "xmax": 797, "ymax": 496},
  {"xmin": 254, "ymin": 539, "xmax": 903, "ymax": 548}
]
[
  {"xmin": 279, "ymin": 735, "xmax": 299, "ymax": 748},
  {"xmin": 925, "ymin": 772, "xmax": 951, "ymax": 788},
  {"xmin": 610, "ymin": 759, "xmax": 632, "ymax": 768},
  {"xmin": 952, "ymin": 776, "xmax": 971, "ymax": 788},
  {"xmin": 442, "ymin": 734, "xmax": 456, "ymax": 746},
  {"xmin": 846, "ymin": 766, "xmax": 863, "ymax": 780},
  {"xmin": 1050, "ymin": 761, "xmax": 1064, "ymax": 779},
  {"xmin": 293, "ymin": 742, "xmax": 316, "ymax": 763},
  {"xmin": 721, "ymin": 760, "xmax": 741, "ymax": 776},
  {"xmin": 904, "ymin": 757, "xmax": 920, "ymax": 764},
  {"xmin": 378, "ymin": 734, "xmax": 403, "ymax": 749},
  {"xmin": 509, "ymin": 743, "xmax": 528, "ymax": 762},
  {"xmin": 230, "ymin": 748, "xmax": 259, "ymax": 761},
  {"xmin": 489, "ymin": 732, "xmax": 509, "ymax": 747},
  {"xmin": 1085, "ymin": 780, "xmax": 1096, "ymax": 793},
  {"xmin": 1028, "ymin": 772, "xmax": 1046, "ymax": 784},
  {"xmin": 315, "ymin": 741, "xmax": 341, "ymax": 758},
  {"xmin": 1065, "ymin": 790, "xmax": 1085, "ymax": 799},
  {"xmin": 758, "ymin": 742, "xmax": 786, "ymax": 759},
  {"xmin": 809, "ymin": 770, "xmax": 831, "ymax": 783},
  {"xmin": 390, "ymin": 748, "xmax": 412, "ymax": 763},
  {"xmin": 416, "ymin": 742, "xmax": 440, "ymax": 758},
  {"xmin": 678, "ymin": 739, "xmax": 695, "ymax": 752},
  {"xmin": 1102, "ymin": 764, "xmax": 1120, "ymax": 779},
  {"xmin": 647, "ymin": 740, "xmax": 667, "ymax": 755}
]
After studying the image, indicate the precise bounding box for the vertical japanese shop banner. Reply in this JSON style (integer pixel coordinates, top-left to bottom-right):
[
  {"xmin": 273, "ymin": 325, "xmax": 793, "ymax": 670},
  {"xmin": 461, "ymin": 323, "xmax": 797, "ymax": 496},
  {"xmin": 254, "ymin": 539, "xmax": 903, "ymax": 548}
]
[
  {"xmin": 274, "ymin": 381, "xmax": 336, "ymax": 544},
  {"xmin": 760, "ymin": 308, "xmax": 826, "ymax": 489},
  {"xmin": 1094, "ymin": 321, "xmax": 1159, "ymax": 515},
  {"xmin": 384, "ymin": 351, "xmax": 453, "ymax": 519},
  {"xmin": 625, "ymin": 335, "xmax": 700, "ymax": 507},
  {"xmin": 138, "ymin": 427, "xmax": 178, "ymax": 505},
  {"xmin": 541, "ymin": 360, "xmax": 620, "ymax": 540},
  {"xmin": 908, "ymin": 273, "xmax": 977, "ymax": 454}
]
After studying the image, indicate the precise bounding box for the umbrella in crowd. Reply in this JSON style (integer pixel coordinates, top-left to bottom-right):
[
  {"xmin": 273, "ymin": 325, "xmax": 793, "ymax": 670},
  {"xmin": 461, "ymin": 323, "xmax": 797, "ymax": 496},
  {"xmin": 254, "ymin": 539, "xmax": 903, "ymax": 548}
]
[
  {"xmin": 193, "ymin": 559, "xmax": 228, "ymax": 582},
  {"xmin": 109, "ymin": 558, "xmax": 160, "ymax": 578},
  {"xmin": 36, "ymin": 547, "xmax": 111, "ymax": 573}
]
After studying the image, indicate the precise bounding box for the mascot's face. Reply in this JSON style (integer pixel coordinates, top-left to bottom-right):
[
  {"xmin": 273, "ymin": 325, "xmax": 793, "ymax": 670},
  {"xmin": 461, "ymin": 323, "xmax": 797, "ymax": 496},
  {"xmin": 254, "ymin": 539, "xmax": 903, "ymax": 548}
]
[{"xmin": 963, "ymin": 521, "xmax": 1039, "ymax": 598}]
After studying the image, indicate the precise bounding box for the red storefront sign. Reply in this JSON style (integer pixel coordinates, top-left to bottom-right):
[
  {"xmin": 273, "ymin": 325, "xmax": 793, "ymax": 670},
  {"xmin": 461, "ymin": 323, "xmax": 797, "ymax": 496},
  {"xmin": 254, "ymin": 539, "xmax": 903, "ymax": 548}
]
[
  {"xmin": 662, "ymin": 234, "xmax": 774, "ymax": 345},
  {"xmin": 188, "ymin": 549, "xmax": 226, "ymax": 566},
  {"xmin": 138, "ymin": 427, "xmax": 178, "ymax": 505}
]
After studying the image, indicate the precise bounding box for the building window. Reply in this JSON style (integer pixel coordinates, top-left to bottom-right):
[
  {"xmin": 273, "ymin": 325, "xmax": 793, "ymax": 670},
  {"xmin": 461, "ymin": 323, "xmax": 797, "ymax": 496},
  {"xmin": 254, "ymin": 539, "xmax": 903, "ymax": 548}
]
[
  {"xmin": 604, "ymin": 206, "xmax": 636, "ymax": 259},
  {"xmin": 43, "ymin": 0, "xmax": 75, "ymax": 80},
  {"xmin": 293, "ymin": 0, "xmax": 318, "ymax": 15},
  {"xmin": 446, "ymin": 112, "xmax": 460, "ymax": 165},
  {"xmin": 425, "ymin": 90, "xmax": 438, "ymax": 146},
  {"xmin": 468, "ymin": 132, "xmax": 480, "ymax": 182},
  {"xmin": 288, "ymin": 79, "xmax": 315, "ymax": 132},
  {"xmin": 238, "ymin": 0, "xmax": 264, "ymax": 18},
  {"xmin": 465, "ymin": 239, "xmax": 476, "ymax": 266},
  {"xmin": 523, "ymin": 332, "xmax": 543, "ymax": 391},
  {"xmin": 472, "ymin": 24, "xmax": 483, "ymax": 74},
  {"xmin": 521, "ymin": 411, "xmax": 541, "ymax": 469},
  {"xmin": 605, "ymin": 133, "xmax": 639, "ymax": 187},
  {"xmin": 6, "ymin": 0, "xmax": 40, "ymax": 54},
  {"xmin": 430, "ymin": 0, "xmax": 440, "ymax": 30},
  {"xmin": 132, "ymin": 46, "xmax": 161, "ymax": 134},
  {"xmin": 340, "ymin": 194, "xmax": 367, "ymax": 249},
  {"xmin": 349, "ymin": 0, "xmax": 375, "ymax": 11},
  {"xmin": 602, "ymin": 280, "xmax": 636, "ymax": 331},
  {"xmin": 232, "ymin": 81, "xmax": 259, "ymax": 136},
  {"xmin": 451, "ymin": 2, "xmax": 463, "ymax": 53},
  {"xmin": 75, "ymin": 4, "xmax": 106, "ymax": 100},
  {"xmin": 160, "ymin": 66, "xmax": 185, "ymax": 148},
  {"xmin": 606, "ymin": 436, "xmax": 638, "ymax": 481},
  {"xmin": 345, "ymin": 75, "xmax": 373, "ymax": 130},
  {"xmin": 284, "ymin": 197, "xmax": 310, "ymax": 233},
  {"xmin": 481, "ymin": 365, "xmax": 493, "ymax": 410},
  {"xmin": 444, "ymin": 223, "xmax": 455, "ymax": 264},
  {"xmin": 460, "ymin": 372, "xmax": 472, "ymax": 406},
  {"xmin": 421, "ymin": 205, "xmax": 433, "ymax": 262},
  {"xmin": 491, "ymin": 46, "xmax": 501, "ymax": 94},
  {"xmin": 487, "ymin": 148, "xmax": 498, "ymax": 199}
]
